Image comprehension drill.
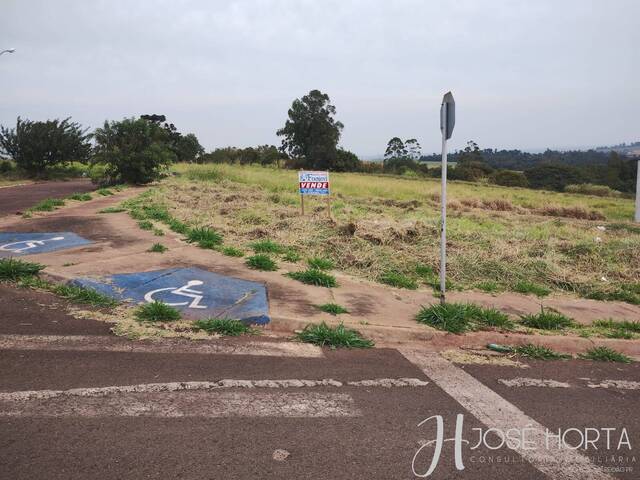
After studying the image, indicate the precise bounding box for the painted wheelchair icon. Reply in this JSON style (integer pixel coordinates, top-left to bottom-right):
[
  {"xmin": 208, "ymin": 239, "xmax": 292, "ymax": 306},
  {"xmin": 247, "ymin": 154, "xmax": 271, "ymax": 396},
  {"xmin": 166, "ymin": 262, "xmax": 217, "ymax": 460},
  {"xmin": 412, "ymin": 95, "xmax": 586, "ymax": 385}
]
[
  {"xmin": 0, "ymin": 236, "xmax": 65, "ymax": 254},
  {"xmin": 0, "ymin": 232, "xmax": 92, "ymax": 257},
  {"xmin": 144, "ymin": 280, "xmax": 207, "ymax": 309}
]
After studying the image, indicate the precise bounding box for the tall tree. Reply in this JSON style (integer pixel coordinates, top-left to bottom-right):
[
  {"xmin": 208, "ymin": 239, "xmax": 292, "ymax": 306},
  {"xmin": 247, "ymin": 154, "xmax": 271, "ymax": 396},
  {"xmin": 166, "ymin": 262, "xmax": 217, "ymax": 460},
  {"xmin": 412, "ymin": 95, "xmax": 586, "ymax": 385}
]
[
  {"xmin": 405, "ymin": 138, "xmax": 422, "ymax": 160},
  {"xmin": 276, "ymin": 89, "xmax": 344, "ymax": 170},
  {"xmin": 384, "ymin": 137, "xmax": 407, "ymax": 161},
  {"xmin": 0, "ymin": 117, "xmax": 91, "ymax": 175}
]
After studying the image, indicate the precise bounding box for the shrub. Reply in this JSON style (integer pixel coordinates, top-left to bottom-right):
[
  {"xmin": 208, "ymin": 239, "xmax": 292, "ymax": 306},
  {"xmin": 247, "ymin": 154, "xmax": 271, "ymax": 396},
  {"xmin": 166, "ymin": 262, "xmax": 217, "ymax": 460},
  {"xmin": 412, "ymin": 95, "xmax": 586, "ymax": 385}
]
[
  {"xmin": 246, "ymin": 254, "xmax": 278, "ymax": 271},
  {"xmin": 295, "ymin": 322, "xmax": 373, "ymax": 348},
  {"xmin": 193, "ymin": 318, "xmax": 253, "ymax": 336},
  {"xmin": 186, "ymin": 227, "xmax": 223, "ymax": 249},
  {"xmin": 579, "ymin": 346, "xmax": 631, "ymax": 363},
  {"xmin": 491, "ymin": 170, "xmax": 529, "ymax": 188},
  {"xmin": 134, "ymin": 301, "xmax": 181, "ymax": 322},
  {"xmin": 0, "ymin": 258, "xmax": 44, "ymax": 280},
  {"xmin": 514, "ymin": 281, "xmax": 550, "ymax": 297},
  {"xmin": 316, "ymin": 303, "xmax": 349, "ymax": 315},
  {"xmin": 307, "ymin": 257, "xmax": 334, "ymax": 270},
  {"xmin": 0, "ymin": 117, "xmax": 91, "ymax": 175},
  {"xmin": 379, "ymin": 271, "xmax": 418, "ymax": 290},
  {"xmin": 520, "ymin": 309, "xmax": 574, "ymax": 330},
  {"xmin": 0, "ymin": 159, "xmax": 15, "ymax": 174},
  {"xmin": 92, "ymin": 117, "xmax": 176, "ymax": 185},
  {"xmin": 564, "ymin": 184, "xmax": 621, "ymax": 197},
  {"xmin": 287, "ymin": 269, "xmax": 337, "ymax": 287}
]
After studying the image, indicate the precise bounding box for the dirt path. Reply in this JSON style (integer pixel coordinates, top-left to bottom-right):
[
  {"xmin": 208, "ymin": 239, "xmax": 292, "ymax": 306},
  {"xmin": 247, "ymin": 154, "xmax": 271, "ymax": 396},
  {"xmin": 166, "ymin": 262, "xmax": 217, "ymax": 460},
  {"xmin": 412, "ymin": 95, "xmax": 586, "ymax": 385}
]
[{"xmin": 0, "ymin": 179, "xmax": 96, "ymax": 217}]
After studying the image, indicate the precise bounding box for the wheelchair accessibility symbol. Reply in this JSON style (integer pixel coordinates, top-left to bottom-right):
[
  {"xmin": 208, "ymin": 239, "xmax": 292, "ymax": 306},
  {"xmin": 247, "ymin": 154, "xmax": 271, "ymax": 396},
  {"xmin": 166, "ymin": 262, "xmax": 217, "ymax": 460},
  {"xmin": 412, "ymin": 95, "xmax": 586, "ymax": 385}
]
[
  {"xmin": 143, "ymin": 280, "xmax": 208, "ymax": 309},
  {"xmin": 0, "ymin": 236, "xmax": 65, "ymax": 254}
]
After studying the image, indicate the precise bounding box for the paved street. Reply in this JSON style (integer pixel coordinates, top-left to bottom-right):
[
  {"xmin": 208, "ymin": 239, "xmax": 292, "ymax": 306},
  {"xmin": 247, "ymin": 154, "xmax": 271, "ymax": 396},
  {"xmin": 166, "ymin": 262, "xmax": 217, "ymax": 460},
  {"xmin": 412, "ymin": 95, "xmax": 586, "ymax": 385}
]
[
  {"xmin": 1, "ymin": 283, "xmax": 638, "ymax": 479},
  {"xmin": 0, "ymin": 179, "xmax": 95, "ymax": 217}
]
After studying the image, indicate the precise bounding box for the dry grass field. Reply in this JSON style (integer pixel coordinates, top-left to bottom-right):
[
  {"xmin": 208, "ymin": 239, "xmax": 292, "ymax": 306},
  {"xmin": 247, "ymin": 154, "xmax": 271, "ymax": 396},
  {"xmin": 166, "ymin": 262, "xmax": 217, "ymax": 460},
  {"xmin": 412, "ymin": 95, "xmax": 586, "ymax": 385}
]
[{"xmin": 143, "ymin": 163, "xmax": 639, "ymax": 304}]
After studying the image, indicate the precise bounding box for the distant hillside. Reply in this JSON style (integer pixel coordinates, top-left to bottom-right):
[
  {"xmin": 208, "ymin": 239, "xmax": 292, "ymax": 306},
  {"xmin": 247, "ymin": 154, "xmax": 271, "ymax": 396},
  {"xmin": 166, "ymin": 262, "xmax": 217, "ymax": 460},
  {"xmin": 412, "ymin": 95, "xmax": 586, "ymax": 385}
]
[{"xmin": 594, "ymin": 142, "xmax": 640, "ymax": 157}]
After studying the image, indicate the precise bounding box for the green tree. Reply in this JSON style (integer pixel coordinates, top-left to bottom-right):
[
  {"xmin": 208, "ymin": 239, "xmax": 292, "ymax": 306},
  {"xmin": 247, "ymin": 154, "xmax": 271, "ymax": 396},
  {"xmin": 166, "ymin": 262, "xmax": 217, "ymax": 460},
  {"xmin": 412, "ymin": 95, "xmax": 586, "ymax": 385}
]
[
  {"xmin": 92, "ymin": 118, "xmax": 176, "ymax": 185},
  {"xmin": 277, "ymin": 89, "xmax": 344, "ymax": 170},
  {"xmin": 0, "ymin": 117, "xmax": 91, "ymax": 175},
  {"xmin": 384, "ymin": 137, "xmax": 407, "ymax": 161},
  {"xmin": 490, "ymin": 170, "xmax": 529, "ymax": 187},
  {"xmin": 176, "ymin": 133, "xmax": 204, "ymax": 163},
  {"xmin": 405, "ymin": 138, "xmax": 422, "ymax": 160},
  {"xmin": 334, "ymin": 148, "xmax": 361, "ymax": 172},
  {"xmin": 525, "ymin": 164, "xmax": 585, "ymax": 191}
]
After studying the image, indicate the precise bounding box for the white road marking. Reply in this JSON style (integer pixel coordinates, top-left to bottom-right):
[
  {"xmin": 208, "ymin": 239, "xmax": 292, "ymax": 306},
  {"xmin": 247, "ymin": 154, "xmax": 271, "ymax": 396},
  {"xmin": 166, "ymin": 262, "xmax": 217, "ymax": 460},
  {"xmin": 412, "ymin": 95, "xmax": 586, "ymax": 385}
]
[
  {"xmin": 498, "ymin": 377, "xmax": 570, "ymax": 388},
  {"xmin": 0, "ymin": 391, "xmax": 360, "ymax": 418},
  {"xmin": 0, "ymin": 377, "xmax": 430, "ymax": 402},
  {"xmin": 0, "ymin": 236, "xmax": 65, "ymax": 253},
  {"xmin": 0, "ymin": 334, "xmax": 325, "ymax": 358},
  {"xmin": 587, "ymin": 380, "xmax": 640, "ymax": 390},
  {"xmin": 401, "ymin": 350, "xmax": 613, "ymax": 480}
]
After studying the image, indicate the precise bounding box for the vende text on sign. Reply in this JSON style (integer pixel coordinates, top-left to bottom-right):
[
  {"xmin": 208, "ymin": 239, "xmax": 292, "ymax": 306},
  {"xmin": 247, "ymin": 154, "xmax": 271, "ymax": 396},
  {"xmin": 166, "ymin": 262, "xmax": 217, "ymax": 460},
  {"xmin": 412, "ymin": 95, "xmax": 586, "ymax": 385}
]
[{"xmin": 299, "ymin": 171, "xmax": 330, "ymax": 196}]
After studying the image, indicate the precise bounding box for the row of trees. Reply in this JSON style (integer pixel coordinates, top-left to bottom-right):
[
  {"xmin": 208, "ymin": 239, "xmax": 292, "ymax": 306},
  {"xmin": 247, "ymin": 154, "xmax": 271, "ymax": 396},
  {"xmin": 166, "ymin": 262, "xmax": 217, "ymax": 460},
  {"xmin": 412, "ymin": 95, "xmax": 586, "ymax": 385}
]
[{"xmin": 0, "ymin": 115, "xmax": 204, "ymax": 184}]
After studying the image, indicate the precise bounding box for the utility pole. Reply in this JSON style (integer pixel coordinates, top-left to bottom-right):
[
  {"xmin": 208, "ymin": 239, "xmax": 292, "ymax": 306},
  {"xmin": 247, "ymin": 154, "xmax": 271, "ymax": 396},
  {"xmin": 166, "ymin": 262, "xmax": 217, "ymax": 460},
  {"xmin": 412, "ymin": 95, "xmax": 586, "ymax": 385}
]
[
  {"xmin": 439, "ymin": 92, "xmax": 455, "ymax": 304},
  {"xmin": 635, "ymin": 158, "xmax": 639, "ymax": 223}
]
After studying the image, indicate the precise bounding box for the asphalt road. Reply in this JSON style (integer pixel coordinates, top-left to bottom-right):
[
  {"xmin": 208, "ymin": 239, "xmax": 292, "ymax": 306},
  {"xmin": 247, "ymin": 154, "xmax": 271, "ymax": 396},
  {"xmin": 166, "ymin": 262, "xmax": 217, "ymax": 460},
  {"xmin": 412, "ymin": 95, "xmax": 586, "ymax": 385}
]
[
  {"xmin": 1, "ymin": 284, "xmax": 638, "ymax": 479},
  {"xmin": 0, "ymin": 179, "xmax": 95, "ymax": 217}
]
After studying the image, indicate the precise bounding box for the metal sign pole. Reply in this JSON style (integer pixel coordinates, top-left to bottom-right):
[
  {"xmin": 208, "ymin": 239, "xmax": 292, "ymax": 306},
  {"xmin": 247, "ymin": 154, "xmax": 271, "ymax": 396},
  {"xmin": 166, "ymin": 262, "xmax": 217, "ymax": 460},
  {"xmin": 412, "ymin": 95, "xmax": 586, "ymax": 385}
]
[
  {"xmin": 439, "ymin": 92, "xmax": 455, "ymax": 305},
  {"xmin": 440, "ymin": 112, "xmax": 448, "ymax": 304},
  {"xmin": 635, "ymin": 159, "xmax": 640, "ymax": 223}
]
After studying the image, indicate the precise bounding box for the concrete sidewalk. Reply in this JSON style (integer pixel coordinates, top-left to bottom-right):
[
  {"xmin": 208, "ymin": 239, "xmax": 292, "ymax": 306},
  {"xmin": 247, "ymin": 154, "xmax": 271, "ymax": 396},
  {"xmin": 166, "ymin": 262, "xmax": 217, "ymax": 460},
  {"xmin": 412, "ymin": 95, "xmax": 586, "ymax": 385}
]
[{"xmin": 1, "ymin": 187, "xmax": 639, "ymax": 356}]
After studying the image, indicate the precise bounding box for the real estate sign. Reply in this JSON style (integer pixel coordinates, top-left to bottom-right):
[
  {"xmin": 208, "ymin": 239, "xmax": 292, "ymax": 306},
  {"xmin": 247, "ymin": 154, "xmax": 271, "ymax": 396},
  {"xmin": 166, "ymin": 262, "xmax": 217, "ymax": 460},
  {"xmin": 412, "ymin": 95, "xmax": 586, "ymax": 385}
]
[{"xmin": 298, "ymin": 171, "xmax": 330, "ymax": 196}]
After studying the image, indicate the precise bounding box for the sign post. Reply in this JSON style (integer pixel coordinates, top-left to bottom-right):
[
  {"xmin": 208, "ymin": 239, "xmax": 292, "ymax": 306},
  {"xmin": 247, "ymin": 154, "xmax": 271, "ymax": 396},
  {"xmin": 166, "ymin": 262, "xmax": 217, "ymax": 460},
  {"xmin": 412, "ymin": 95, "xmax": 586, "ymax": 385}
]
[
  {"xmin": 298, "ymin": 170, "xmax": 331, "ymax": 218},
  {"xmin": 439, "ymin": 92, "xmax": 455, "ymax": 305}
]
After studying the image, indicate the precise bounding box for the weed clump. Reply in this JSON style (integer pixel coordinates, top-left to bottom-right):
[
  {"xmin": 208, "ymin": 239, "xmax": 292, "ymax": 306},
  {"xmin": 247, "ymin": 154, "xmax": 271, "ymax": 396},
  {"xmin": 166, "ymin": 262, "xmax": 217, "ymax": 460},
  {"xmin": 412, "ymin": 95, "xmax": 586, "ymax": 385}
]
[
  {"xmin": 514, "ymin": 281, "xmax": 551, "ymax": 297},
  {"xmin": 147, "ymin": 243, "xmax": 167, "ymax": 253},
  {"xmin": 520, "ymin": 309, "xmax": 574, "ymax": 330},
  {"xmin": 287, "ymin": 269, "xmax": 337, "ymax": 287},
  {"xmin": 513, "ymin": 343, "xmax": 571, "ymax": 360},
  {"xmin": 135, "ymin": 301, "xmax": 181, "ymax": 322},
  {"xmin": 98, "ymin": 207, "xmax": 126, "ymax": 214},
  {"xmin": 187, "ymin": 227, "xmax": 223, "ymax": 249},
  {"xmin": 251, "ymin": 239, "xmax": 287, "ymax": 254},
  {"xmin": 295, "ymin": 322, "xmax": 373, "ymax": 348},
  {"xmin": 137, "ymin": 220, "xmax": 154, "ymax": 230},
  {"xmin": 29, "ymin": 198, "xmax": 65, "ymax": 212},
  {"xmin": 416, "ymin": 302, "xmax": 513, "ymax": 334},
  {"xmin": 0, "ymin": 258, "xmax": 45, "ymax": 281},
  {"xmin": 579, "ymin": 346, "xmax": 631, "ymax": 363},
  {"xmin": 193, "ymin": 318, "xmax": 253, "ymax": 336},
  {"xmin": 51, "ymin": 284, "xmax": 118, "ymax": 307},
  {"xmin": 307, "ymin": 257, "xmax": 334, "ymax": 270},
  {"xmin": 246, "ymin": 254, "xmax": 278, "ymax": 271},
  {"xmin": 68, "ymin": 193, "xmax": 92, "ymax": 201},
  {"xmin": 222, "ymin": 246, "xmax": 245, "ymax": 257},
  {"xmin": 379, "ymin": 271, "xmax": 418, "ymax": 290},
  {"xmin": 316, "ymin": 303, "xmax": 349, "ymax": 315}
]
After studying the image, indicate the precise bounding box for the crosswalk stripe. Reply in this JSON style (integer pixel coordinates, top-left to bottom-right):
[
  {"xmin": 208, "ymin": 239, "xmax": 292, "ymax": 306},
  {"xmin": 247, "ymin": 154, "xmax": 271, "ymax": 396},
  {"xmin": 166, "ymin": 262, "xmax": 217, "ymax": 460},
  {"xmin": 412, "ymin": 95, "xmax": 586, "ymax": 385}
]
[{"xmin": 401, "ymin": 350, "xmax": 613, "ymax": 480}]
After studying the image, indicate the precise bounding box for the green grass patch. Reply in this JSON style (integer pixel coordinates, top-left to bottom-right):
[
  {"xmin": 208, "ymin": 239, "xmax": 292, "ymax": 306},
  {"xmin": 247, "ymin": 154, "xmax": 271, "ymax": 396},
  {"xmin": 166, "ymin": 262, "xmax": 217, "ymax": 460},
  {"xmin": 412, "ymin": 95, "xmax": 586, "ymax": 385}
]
[
  {"xmin": 193, "ymin": 318, "xmax": 253, "ymax": 336},
  {"xmin": 513, "ymin": 343, "xmax": 571, "ymax": 360},
  {"xmin": 287, "ymin": 269, "xmax": 337, "ymax": 287},
  {"xmin": 514, "ymin": 280, "xmax": 551, "ymax": 297},
  {"xmin": 222, "ymin": 246, "xmax": 245, "ymax": 257},
  {"xmin": 147, "ymin": 243, "xmax": 167, "ymax": 253},
  {"xmin": 592, "ymin": 319, "xmax": 640, "ymax": 339},
  {"xmin": 475, "ymin": 281, "xmax": 501, "ymax": 293},
  {"xmin": 68, "ymin": 192, "xmax": 92, "ymax": 201},
  {"xmin": 0, "ymin": 258, "xmax": 45, "ymax": 281},
  {"xmin": 29, "ymin": 198, "xmax": 65, "ymax": 212},
  {"xmin": 51, "ymin": 283, "xmax": 118, "ymax": 307},
  {"xmin": 98, "ymin": 207, "xmax": 126, "ymax": 214},
  {"xmin": 134, "ymin": 301, "xmax": 181, "ymax": 322},
  {"xmin": 316, "ymin": 303, "xmax": 349, "ymax": 315},
  {"xmin": 379, "ymin": 271, "xmax": 418, "ymax": 290},
  {"xmin": 415, "ymin": 302, "xmax": 513, "ymax": 334},
  {"xmin": 584, "ymin": 288, "xmax": 640, "ymax": 305},
  {"xmin": 282, "ymin": 249, "xmax": 301, "ymax": 262},
  {"xmin": 97, "ymin": 188, "xmax": 114, "ymax": 196},
  {"xmin": 186, "ymin": 227, "xmax": 223, "ymax": 249},
  {"xmin": 141, "ymin": 204, "xmax": 172, "ymax": 222},
  {"xmin": 153, "ymin": 228, "xmax": 164, "ymax": 236},
  {"xmin": 295, "ymin": 322, "xmax": 373, "ymax": 348},
  {"xmin": 168, "ymin": 218, "xmax": 189, "ymax": 234},
  {"xmin": 246, "ymin": 254, "xmax": 278, "ymax": 271},
  {"xmin": 251, "ymin": 239, "xmax": 287, "ymax": 254},
  {"xmin": 579, "ymin": 346, "xmax": 631, "ymax": 363},
  {"xmin": 137, "ymin": 220, "xmax": 154, "ymax": 230},
  {"xmin": 520, "ymin": 309, "xmax": 574, "ymax": 330},
  {"xmin": 307, "ymin": 257, "xmax": 334, "ymax": 270}
]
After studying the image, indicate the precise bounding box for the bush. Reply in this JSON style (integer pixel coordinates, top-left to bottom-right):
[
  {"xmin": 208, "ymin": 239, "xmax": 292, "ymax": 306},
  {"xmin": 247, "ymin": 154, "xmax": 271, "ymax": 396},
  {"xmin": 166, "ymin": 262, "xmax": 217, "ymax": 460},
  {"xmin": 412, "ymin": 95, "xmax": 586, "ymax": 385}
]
[
  {"xmin": 295, "ymin": 322, "xmax": 373, "ymax": 348},
  {"xmin": 0, "ymin": 117, "xmax": 91, "ymax": 176},
  {"xmin": 564, "ymin": 183, "xmax": 622, "ymax": 197},
  {"xmin": 92, "ymin": 118, "xmax": 176, "ymax": 185},
  {"xmin": 0, "ymin": 159, "xmax": 15, "ymax": 174},
  {"xmin": 490, "ymin": 170, "xmax": 529, "ymax": 188}
]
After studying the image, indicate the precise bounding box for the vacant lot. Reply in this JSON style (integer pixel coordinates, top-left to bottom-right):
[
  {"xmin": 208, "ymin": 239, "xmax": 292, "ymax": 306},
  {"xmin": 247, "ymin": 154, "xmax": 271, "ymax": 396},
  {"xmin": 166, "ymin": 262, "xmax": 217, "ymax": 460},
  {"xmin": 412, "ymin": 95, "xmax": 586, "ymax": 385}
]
[{"xmin": 143, "ymin": 163, "xmax": 639, "ymax": 303}]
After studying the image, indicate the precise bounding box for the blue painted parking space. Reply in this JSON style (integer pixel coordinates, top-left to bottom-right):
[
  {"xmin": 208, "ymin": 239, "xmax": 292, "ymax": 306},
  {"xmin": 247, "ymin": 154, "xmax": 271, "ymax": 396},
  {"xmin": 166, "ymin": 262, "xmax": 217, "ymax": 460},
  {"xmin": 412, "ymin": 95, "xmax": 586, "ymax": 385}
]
[
  {"xmin": 0, "ymin": 232, "xmax": 92, "ymax": 257},
  {"xmin": 72, "ymin": 267, "xmax": 270, "ymax": 325}
]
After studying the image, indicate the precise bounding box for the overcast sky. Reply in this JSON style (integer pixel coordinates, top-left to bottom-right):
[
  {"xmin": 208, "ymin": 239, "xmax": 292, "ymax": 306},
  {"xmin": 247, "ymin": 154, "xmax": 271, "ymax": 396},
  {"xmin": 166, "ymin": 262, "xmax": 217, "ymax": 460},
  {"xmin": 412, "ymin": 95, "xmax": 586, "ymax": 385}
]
[{"xmin": 1, "ymin": 0, "xmax": 638, "ymax": 156}]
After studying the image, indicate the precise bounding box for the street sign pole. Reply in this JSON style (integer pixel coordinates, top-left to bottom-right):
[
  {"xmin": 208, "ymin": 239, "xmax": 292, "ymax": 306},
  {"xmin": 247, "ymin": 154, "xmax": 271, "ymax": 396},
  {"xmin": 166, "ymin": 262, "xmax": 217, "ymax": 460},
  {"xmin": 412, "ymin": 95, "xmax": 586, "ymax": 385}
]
[
  {"xmin": 635, "ymin": 159, "xmax": 640, "ymax": 223},
  {"xmin": 439, "ymin": 92, "xmax": 455, "ymax": 305}
]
